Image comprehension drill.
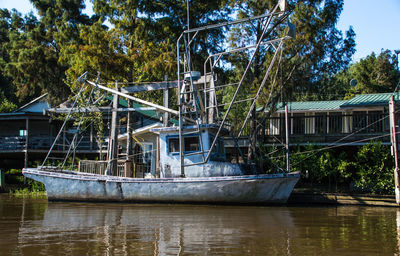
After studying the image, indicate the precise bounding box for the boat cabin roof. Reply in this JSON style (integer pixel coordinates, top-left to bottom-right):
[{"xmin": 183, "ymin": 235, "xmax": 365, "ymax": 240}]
[{"xmin": 151, "ymin": 124, "xmax": 229, "ymax": 135}]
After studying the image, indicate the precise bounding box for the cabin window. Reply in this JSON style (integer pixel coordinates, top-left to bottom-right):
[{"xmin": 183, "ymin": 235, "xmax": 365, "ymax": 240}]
[
  {"xmin": 368, "ymin": 111, "xmax": 384, "ymax": 133},
  {"xmin": 341, "ymin": 113, "xmax": 351, "ymax": 133},
  {"xmin": 168, "ymin": 138, "xmax": 179, "ymax": 153},
  {"xmin": 305, "ymin": 113, "xmax": 315, "ymax": 134},
  {"xmin": 167, "ymin": 136, "xmax": 200, "ymax": 154},
  {"xmin": 217, "ymin": 139, "xmax": 224, "ymax": 155},
  {"xmin": 210, "ymin": 136, "xmax": 224, "ymax": 155},
  {"xmin": 184, "ymin": 136, "xmax": 199, "ymax": 152},
  {"xmin": 209, "ymin": 135, "xmax": 225, "ymax": 161}
]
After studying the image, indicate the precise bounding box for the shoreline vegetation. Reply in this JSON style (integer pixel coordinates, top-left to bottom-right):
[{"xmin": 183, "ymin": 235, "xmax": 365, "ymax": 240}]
[
  {"xmin": 2, "ymin": 169, "xmax": 47, "ymax": 198},
  {"xmin": 9, "ymin": 189, "xmax": 47, "ymax": 198}
]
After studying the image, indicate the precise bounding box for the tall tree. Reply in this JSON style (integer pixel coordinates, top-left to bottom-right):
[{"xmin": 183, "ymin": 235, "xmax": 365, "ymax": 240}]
[
  {"xmin": 349, "ymin": 50, "xmax": 399, "ymax": 94},
  {"xmin": 284, "ymin": 0, "xmax": 356, "ymax": 101},
  {"xmin": 1, "ymin": 9, "xmax": 46, "ymax": 104},
  {"xmin": 0, "ymin": 9, "xmax": 18, "ymax": 108},
  {"xmin": 221, "ymin": 0, "xmax": 356, "ymax": 117},
  {"xmin": 2, "ymin": 0, "xmax": 93, "ymax": 105},
  {"xmin": 215, "ymin": 0, "xmax": 356, "ymax": 162},
  {"xmin": 90, "ymin": 0, "xmax": 232, "ymax": 81}
]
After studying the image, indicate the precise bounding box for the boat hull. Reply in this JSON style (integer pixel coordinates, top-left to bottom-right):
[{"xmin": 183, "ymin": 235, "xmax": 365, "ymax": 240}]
[{"xmin": 22, "ymin": 168, "xmax": 300, "ymax": 204}]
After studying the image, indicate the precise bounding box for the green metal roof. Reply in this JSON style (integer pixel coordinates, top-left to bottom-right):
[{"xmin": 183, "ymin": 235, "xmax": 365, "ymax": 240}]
[
  {"xmin": 261, "ymin": 93, "xmax": 395, "ymax": 113},
  {"xmin": 106, "ymin": 96, "xmax": 178, "ymax": 125},
  {"xmin": 340, "ymin": 93, "xmax": 393, "ymax": 107},
  {"xmin": 273, "ymin": 100, "xmax": 347, "ymax": 112},
  {"xmin": 117, "ymin": 97, "xmax": 160, "ymax": 119}
]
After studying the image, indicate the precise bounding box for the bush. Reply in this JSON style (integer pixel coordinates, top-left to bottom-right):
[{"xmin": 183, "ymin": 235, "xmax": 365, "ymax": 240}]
[
  {"xmin": 5, "ymin": 169, "xmax": 46, "ymax": 194},
  {"xmin": 352, "ymin": 142, "xmax": 394, "ymax": 194},
  {"xmin": 261, "ymin": 142, "xmax": 395, "ymax": 194}
]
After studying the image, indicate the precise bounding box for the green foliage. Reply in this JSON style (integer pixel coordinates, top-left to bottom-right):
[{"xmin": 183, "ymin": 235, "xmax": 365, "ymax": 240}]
[
  {"xmin": 352, "ymin": 142, "xmax": 394, "ymax": 194},
  {"xmin": 0, "ymin": 90, "xmax": 17, "ymax": 112},
  {"xmin": 322, "ymin": 50, "xmax": 400, "ymax": 101},
  {"xmin": 1, "ymin": 0, "xmax": 94, "ymax": 105},
  {"xmin": 273, "ymin": 142, "xmax": 395, "ymax": 194},
  {"xmin": 5, "ymin": 168, "xmax": 25, "ymax": 184},
  {"xmin": 344, "ymin": 50, "xmax": 399, "ymax": 97},
  {"xmin": 287, "ymin": 1, "xmax": 356, "ymax": 101},
  {"xmin": 5, "ymin": 169, "xmax": 46, "ymax": 196},
  {"xmin": 1, "ymin": 0, "xmax": 359, "ymax": 110},
  {"xmin": 10, "ymin": 183, "xmax": 47, "ymax": 197}
]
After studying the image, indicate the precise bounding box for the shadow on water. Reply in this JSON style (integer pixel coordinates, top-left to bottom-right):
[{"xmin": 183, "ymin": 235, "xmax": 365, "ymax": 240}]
[{"xmin": 0, "ymin": 194, "xmax": 399, "ymax": 255}]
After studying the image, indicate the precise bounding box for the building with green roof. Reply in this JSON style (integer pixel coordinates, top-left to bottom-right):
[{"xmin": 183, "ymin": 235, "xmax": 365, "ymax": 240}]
[{"xmin": 261, "ymin": 93, "xmax": 396, "ymax": 146}]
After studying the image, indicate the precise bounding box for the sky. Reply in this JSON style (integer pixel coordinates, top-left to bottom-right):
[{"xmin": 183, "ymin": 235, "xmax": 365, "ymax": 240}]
[{"xmin": 1, "ymin": 0, "xmax": 400, "ymax": 62}]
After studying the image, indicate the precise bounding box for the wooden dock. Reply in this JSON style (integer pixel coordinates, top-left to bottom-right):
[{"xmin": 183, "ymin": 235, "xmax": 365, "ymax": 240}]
[{"xmin": 288, "ymin": 191, "xmax": 398, "ymax": 207}]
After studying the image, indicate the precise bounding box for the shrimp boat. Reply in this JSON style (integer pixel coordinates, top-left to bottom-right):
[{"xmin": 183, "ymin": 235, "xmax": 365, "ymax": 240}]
[{"xmin": 23, "ymin": 0, "xmax": 300, "ymax": 204}]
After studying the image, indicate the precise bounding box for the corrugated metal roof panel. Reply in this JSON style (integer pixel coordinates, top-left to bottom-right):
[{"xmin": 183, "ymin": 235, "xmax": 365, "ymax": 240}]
[
  {"xmin": 274, "ymin": 100, "xmax": 347, "ymax": 112},
  {"xmin": 111, "ymin": 96, "xmax": 179, "ymax": 125},
  {"xmin": 341, "ymin": 93, "xmax": 393, "ymax": 107}
]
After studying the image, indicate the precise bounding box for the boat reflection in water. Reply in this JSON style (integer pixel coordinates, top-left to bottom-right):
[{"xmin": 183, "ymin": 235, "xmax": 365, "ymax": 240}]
[
  {"xmin": 17, "ymin": 202, "xmax": 296, "ymax": 255},
  {"xmin": 13, "ymin": 199, "xmax": 400, "ymax": 255}
]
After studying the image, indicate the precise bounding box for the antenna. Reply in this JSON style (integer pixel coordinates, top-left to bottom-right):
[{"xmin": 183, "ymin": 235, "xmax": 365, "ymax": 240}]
[{"xmin": 187, "ymin": 0, "xmax": 190, "ymax": 31}]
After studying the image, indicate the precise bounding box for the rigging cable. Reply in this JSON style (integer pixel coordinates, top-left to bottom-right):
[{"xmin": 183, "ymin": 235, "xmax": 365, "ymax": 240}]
[{"xmin": 268, "ymin": 110, "xmax": 398, "ymax": 169}]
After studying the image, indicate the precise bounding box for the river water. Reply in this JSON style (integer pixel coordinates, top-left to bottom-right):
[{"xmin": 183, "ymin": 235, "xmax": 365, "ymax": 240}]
[{"xmin": 0, "ymin": 194, "xmax": 399, "ymax": 255}]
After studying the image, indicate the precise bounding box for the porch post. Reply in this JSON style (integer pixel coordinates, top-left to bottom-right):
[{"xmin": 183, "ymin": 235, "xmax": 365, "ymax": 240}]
[
  {"xmin": 389, "ymin": 95, "xmax": 400, "ymax": 205},
  {"xmin": 24, "ymin": 117, "xmax": 29, "ymax": 168},
  {"xmin": 285, "ymin": 105, "xmax": 290, "ymax": 172}
]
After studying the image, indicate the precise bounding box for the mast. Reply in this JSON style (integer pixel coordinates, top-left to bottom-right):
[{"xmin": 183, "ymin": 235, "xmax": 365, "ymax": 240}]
[
  {"xmin": 175, "ymin": 0, "xmax": 293, "ymax": 174},
  {"xmin": 108, "ymin": 82, "xmax": 119, "ymax": 175},
  {"xmin": 285, "ymin": 105, "xmax": 290, "ymax": 172}
]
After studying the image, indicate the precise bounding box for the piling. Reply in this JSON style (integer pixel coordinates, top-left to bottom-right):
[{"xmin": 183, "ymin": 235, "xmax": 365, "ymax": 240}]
[{"xmin": 0, "ymin": 169, "xmax": 4, "ymax": 191}]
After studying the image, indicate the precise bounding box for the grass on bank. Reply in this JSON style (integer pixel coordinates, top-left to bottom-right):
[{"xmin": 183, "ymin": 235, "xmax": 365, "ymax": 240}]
[{"xmin": 4, "ymin": 169, "xmax": 47, "ymax": 198}]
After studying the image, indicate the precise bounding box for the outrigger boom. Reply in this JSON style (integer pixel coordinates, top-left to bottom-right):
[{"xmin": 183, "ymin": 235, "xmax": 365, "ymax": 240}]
[{"xmin": 85, "ymin": 80, "xmax": 179, "ymax": 116}]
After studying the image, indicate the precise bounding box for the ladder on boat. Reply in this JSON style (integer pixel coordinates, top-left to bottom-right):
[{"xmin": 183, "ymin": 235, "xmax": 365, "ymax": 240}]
[{"xmin": 177, "ymin": 58, "xmax": 209, "ymax": 174}]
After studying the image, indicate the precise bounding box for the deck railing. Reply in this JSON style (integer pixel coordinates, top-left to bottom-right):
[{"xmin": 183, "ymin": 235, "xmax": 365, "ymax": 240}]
[
  {"xmin": 258, "ymin": 112, "xmax": 392, "ymax": 145},
  {"xmin": 78, "ymin": 160, "xmax": 125, "ymax": 176},
  {"xmin": 0, "ymin": 135, "xmax": 107, "ymax": 152},
  {"xmin": 78, "ymin": 160, "xmax": 148, "ymax": 178}
]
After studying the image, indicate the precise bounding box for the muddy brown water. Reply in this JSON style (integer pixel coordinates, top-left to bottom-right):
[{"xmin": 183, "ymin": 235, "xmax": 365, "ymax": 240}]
[{"xmin": 0, "ymin": 194, "xmax": 399, "ymax": 255}]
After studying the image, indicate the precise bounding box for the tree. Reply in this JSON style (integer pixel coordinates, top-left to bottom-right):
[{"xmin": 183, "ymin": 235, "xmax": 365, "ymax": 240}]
[
  {"xmin": 1, "ymin": 1, "xmax": 94, "ymax": 105},
  {"xmin": 281, "ymin": 0, "xmax": 356, "ymax": 101},
  {"xmin": 58, "ymin": 0, "xmax": 232, "ymax": 106},
  {"xmin": 0, "ymin": 9, "xmax": 19, "ymax": 106},
  {"xmin": 217, "ymin": 0, "xmax": 355, "ymax": 162},
  {"xmin": 4, "ymin": 10, "xmax": 57, "ymax": 103},
  {"xmin": 93, "ymin": 0, "xmax": 231, "ymax": 71},
  {"xmin": 347, "ymin": 50, "xmax": 399, "ymax": 95},
  {"xmin": 221, "ymin": 0, "xmax": 356, "ymax": 113},
  {"xmin": 322, "ymin": 50, "xmax": 400, "ymax": 100}
]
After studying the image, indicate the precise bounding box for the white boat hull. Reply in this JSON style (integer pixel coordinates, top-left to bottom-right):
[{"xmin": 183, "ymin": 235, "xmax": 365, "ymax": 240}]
[{"xmin": 23, "ymin": 168, "xmax": 300, "ymax": 204}]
